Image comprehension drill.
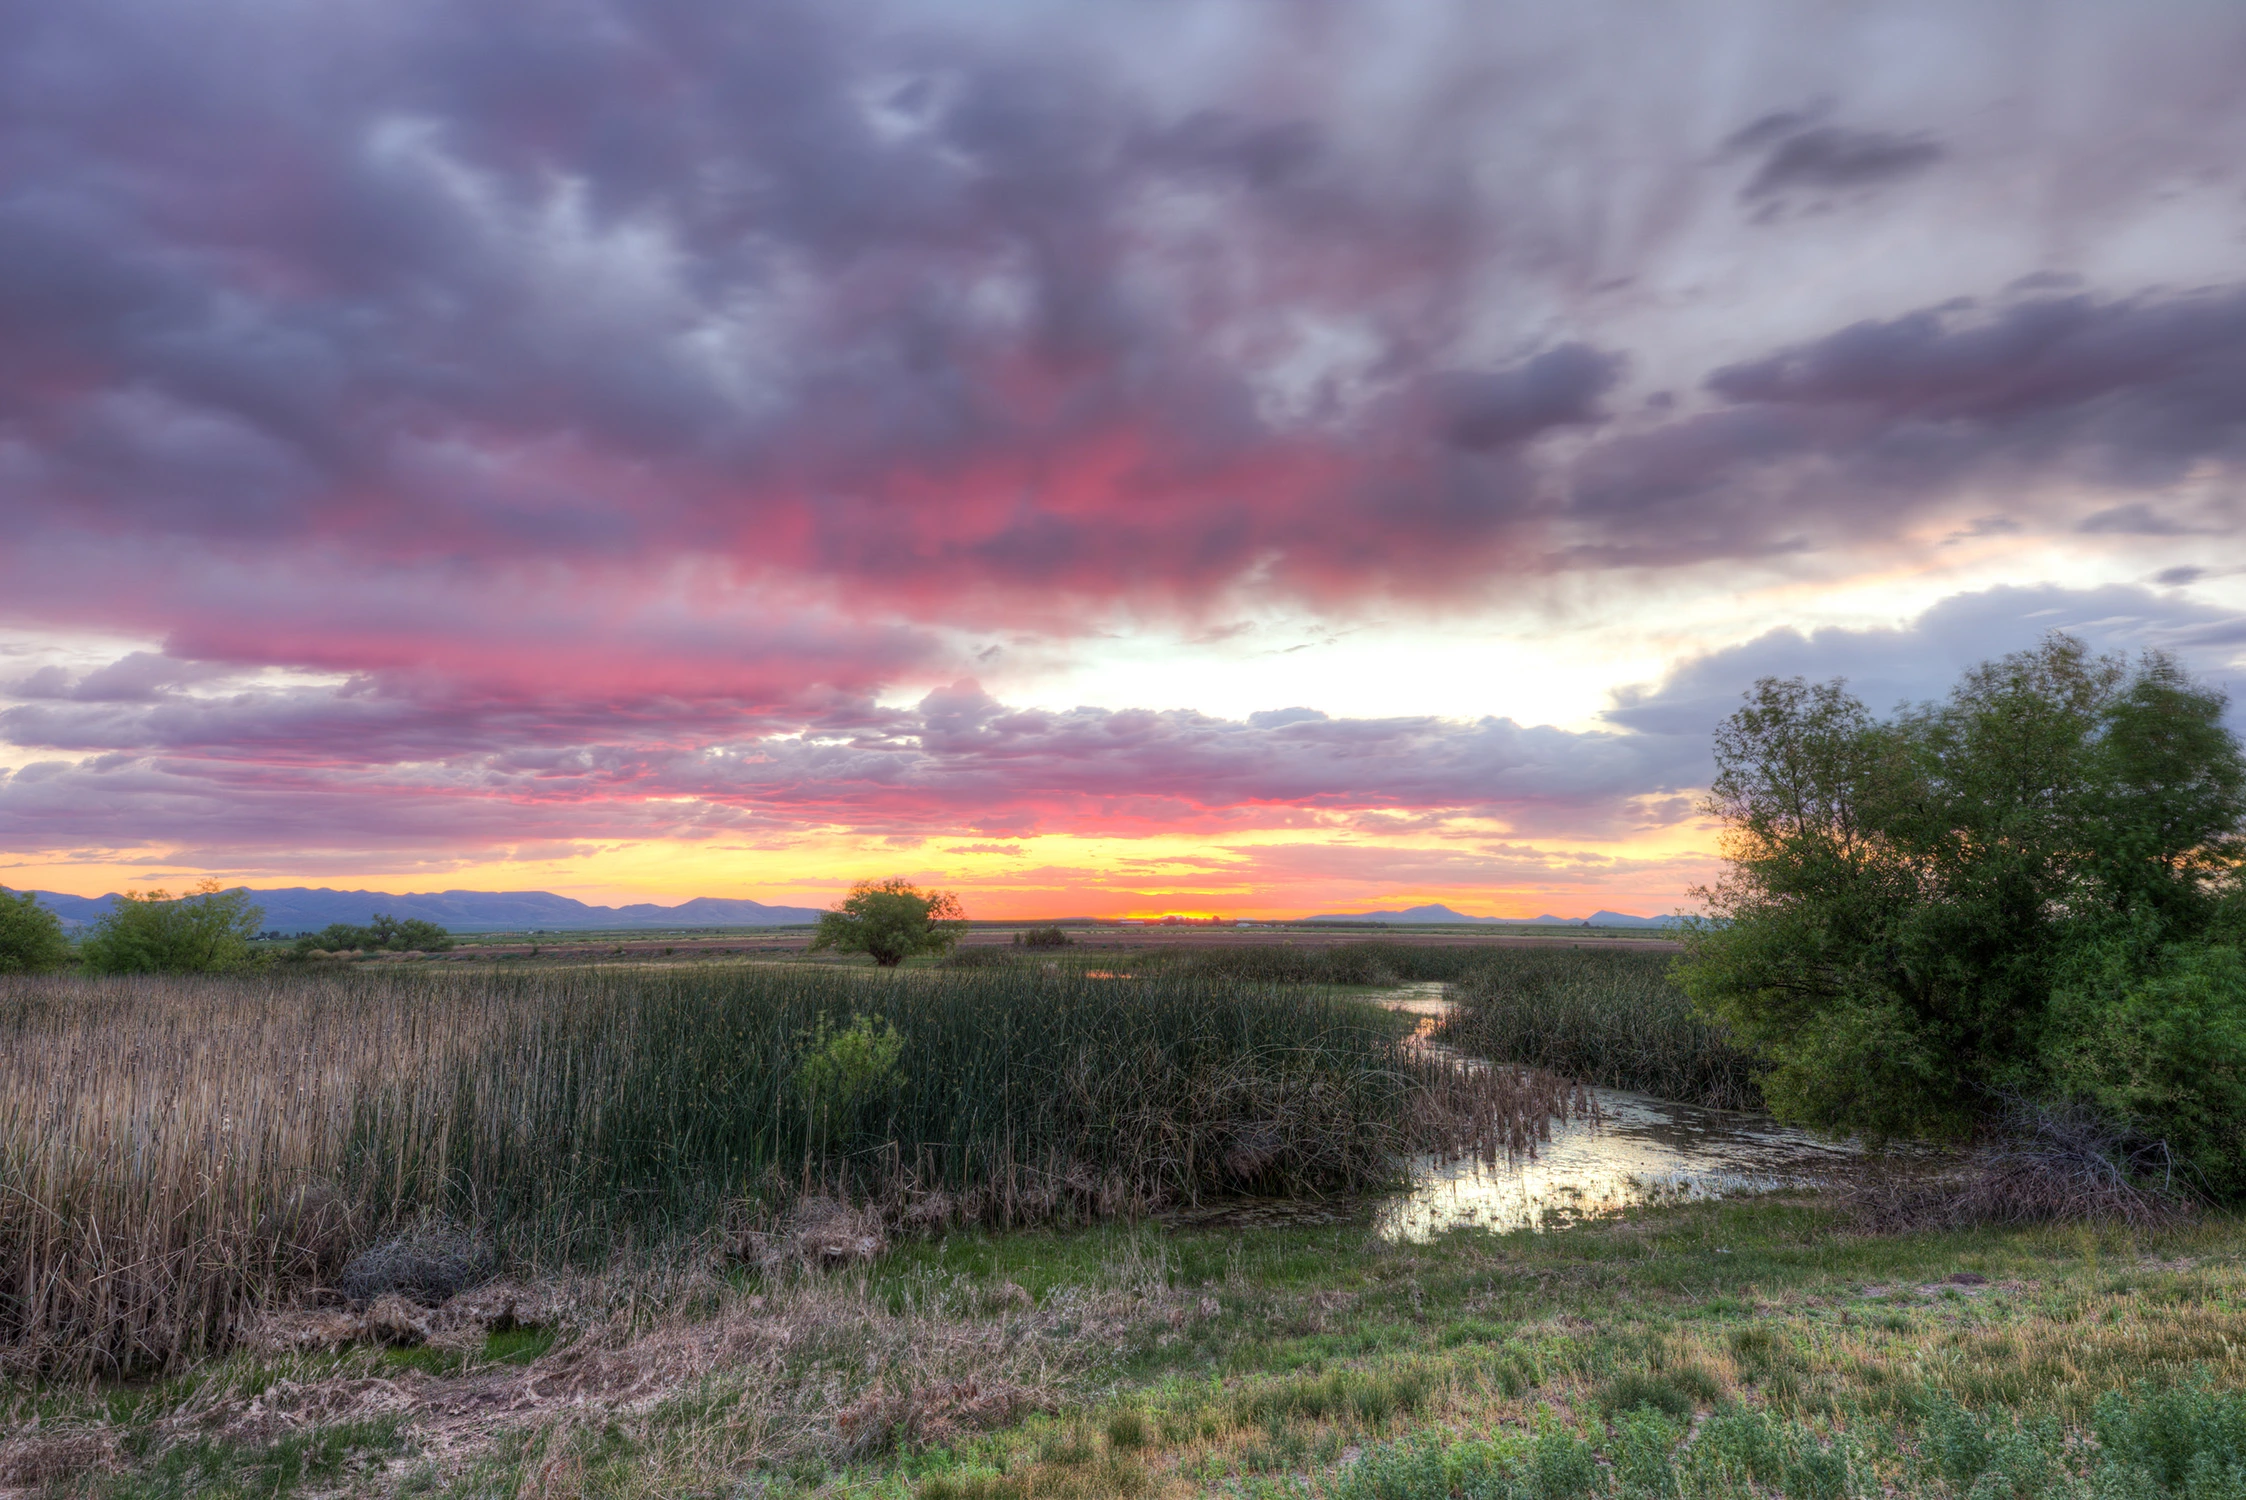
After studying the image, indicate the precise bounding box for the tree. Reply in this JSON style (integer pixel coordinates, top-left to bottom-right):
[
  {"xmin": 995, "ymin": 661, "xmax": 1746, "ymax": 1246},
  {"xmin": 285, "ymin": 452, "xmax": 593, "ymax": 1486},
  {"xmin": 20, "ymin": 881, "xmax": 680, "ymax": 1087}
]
[
  {"xmin": 78, "ymin": 879, "xmax": 266, "ymax": 974},
  {"xmin": 1678, "ymin": 636, "xmax": 2246, "ymax": 1176},
  {"xmin": 808, "ymin": 879, "xmax": 966, "ymax": 967},
  {"xmin": 294, "ymin": 913, "xmax": 454, "ymax": 955},
  {"xmin": 0, "ymin": 887, "xmax": 71, "ymax": 974}
]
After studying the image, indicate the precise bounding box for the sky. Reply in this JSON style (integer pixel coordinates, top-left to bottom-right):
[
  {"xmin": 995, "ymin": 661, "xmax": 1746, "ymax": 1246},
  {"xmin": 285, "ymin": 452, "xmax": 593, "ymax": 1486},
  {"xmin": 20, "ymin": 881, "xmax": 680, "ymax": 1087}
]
[{"xmin": 4, "ymin": 0, "xmax": 2246, "ymax": 918}]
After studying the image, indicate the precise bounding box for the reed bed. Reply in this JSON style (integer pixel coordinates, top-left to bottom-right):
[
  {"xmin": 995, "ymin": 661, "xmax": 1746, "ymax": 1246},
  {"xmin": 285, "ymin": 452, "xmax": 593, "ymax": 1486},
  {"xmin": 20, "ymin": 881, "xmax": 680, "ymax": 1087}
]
[
  {"xmin": 0, "ymin": 964, "xmax": 1538, "ymax": 1376},
  {"xmin": 1435, "ymin": 947, "xmax": 1763, "ymax": 1111},
  {"xmin": 1129, "ymin": 941, "xmax": 1505, "ymax": 987}
]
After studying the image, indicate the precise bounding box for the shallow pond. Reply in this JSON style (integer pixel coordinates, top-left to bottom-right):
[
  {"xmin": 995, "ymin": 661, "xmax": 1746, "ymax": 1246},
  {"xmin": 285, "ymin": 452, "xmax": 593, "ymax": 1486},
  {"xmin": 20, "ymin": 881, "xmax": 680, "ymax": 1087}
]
[{"xmin": 1165, "ymin": 982, "xmax": 1870, "ymax": 1238}]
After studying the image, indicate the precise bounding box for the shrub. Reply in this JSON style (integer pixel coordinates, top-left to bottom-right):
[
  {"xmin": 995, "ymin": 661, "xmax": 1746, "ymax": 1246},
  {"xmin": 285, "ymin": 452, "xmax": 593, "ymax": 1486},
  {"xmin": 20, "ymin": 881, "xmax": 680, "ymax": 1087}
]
[
  {"xmin": 0, "ymin": 887, "xmax": 71, "ymax": 974},
  {"xmin": 1014, "ymin": 926, "xmax": 1073, "ymax": 948},
  {"xmin": 77, "ymin": 880, "xmax": 264, "ymax": 974},
  {"xmin": 798, "ymin": 1013, "xmax": 906, "ymax": 1136}
]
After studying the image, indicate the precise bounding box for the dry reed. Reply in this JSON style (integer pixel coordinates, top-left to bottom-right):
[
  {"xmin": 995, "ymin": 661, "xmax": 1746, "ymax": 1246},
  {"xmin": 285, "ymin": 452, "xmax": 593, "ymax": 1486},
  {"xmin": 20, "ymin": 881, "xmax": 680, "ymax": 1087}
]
[{"xmin": 0, "ymin": 964, "xmax": 1573, "ymax": 1376}]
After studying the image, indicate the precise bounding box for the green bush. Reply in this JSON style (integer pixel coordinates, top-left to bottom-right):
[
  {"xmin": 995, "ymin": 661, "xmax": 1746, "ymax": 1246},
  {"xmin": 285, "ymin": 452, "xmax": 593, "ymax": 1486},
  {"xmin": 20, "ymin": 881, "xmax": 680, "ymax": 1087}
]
[
  {"xmin": 2047, "ymin": 942, "xmax": 2246, "ymax": 1198},
  {"xmin": 0, "ymin": 887, "xmax": 71, "ymax": 974},
  {"xmin": 797, "ymin": 1013, "xmax": 905, "ymax": 1135},
  {"xmin": 77, "ymin": 881, "xmax": 264, "ymax": 974},
  {"xmin": 1014, "ymin": 926, "xmax": 1073, "ymax": 948}
]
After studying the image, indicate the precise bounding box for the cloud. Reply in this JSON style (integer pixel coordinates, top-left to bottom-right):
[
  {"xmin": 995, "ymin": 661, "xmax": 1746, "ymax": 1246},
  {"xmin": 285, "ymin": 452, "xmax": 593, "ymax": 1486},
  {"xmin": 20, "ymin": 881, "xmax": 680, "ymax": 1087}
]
[
  {"xmin": 0, "ymin": 656, "xmax": 1706, "ymax": 861},
  {"xmin": 1566, "ymin": 284, "xmax": 2246, "ymax": 560},
  {"xmin": 0, "ymin": 0, "xmax": 2240, "ymax": 644},
  {"xmin": 1734, "ymin": 120, "xmax": 1945, "ymax": 201},
  {"xmin": 1605, "ymin": 584, "xmax": 2246, "ymax": 739}
]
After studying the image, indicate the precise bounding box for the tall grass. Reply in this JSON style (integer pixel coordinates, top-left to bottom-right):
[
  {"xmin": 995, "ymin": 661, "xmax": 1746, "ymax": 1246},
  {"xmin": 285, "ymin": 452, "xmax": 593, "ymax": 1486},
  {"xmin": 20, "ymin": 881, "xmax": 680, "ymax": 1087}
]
[
  {"xmin": 1132, "ymin": 941, "xmax": 1503, "ymax": 987},
  {"xmin": 1435, "ymin": 947, "xmax": 1763, "ymax": 1111},
  {"xmin": 0, "ymin": 964, "xmax": 1509, "ymax": 1375}
]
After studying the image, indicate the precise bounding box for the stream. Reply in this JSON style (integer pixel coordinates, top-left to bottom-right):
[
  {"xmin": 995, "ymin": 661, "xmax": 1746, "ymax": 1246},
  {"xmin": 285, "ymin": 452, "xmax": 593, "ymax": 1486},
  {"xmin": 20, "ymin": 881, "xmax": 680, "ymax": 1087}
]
[{"xmin": 1167, "ymin": 981, "xmax": 1870, "ymax": 1238}]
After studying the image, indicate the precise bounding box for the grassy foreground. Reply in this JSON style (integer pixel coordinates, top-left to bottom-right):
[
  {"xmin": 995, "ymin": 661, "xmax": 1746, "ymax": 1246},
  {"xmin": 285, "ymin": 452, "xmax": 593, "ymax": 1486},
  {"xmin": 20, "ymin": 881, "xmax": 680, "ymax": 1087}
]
[{"xmin": 7, "ymin": 1196, "xmax": 2245, "ymax": 1498}]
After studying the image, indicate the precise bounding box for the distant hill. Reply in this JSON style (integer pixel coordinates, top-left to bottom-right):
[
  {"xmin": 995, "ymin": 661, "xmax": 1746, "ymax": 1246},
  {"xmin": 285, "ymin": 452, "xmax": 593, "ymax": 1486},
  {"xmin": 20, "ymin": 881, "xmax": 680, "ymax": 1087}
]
[
  {"xmin": 1310, "ymin": 903, "xmax": 1683, "ymax": 929},
  {"xmin": 1310, "ymin": 903, "xmax": 1508, "ymax": 924},
  {"xmin": 16, "ymin": 887, "xmax": 825, "ymax": 933}
]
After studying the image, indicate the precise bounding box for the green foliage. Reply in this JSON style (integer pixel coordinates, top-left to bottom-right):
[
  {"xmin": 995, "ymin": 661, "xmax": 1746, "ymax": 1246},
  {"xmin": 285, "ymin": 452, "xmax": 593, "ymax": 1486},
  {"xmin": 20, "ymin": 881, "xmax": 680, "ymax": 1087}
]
[
  {"xmin": 1440, "ymin": 947, "xmax": 1762, "ymax": 1110},
  {"xmin": 1679, "ymin": 636, "xmax": 2246, "ymax": 1155},
  {"xmin": 1015, "ymin": 925, "xmax": 1074, "ymax": 947},
  {"xmin": 293, "ymin": 913, "xmax": 454, "ymax": 954},
  {"xmin": 809, "ymin": 878, "xmax": 967, "ymax": 966},
  {"xmin": 0, "ymin": 886, "xmax": 71, "ymax": 974},
  {"xmin": 2046, "ymin": 943, "xmax": 2246, "ymax": 1198},
  {"xmin": 797, "ymin": 1012, "xmax": 905, "ymax": 1134},
  {"xmin": 77, "ymin": 880, "xmax": 265, "ymax": 975}
]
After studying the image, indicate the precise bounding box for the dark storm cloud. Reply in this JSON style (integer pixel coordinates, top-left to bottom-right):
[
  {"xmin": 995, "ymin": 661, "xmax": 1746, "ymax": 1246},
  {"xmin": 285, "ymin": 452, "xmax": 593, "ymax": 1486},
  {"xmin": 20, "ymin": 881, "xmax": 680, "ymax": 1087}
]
[{"xmin": 1567, "ymin": 284, "xmax": 2246, "ymax": 558}]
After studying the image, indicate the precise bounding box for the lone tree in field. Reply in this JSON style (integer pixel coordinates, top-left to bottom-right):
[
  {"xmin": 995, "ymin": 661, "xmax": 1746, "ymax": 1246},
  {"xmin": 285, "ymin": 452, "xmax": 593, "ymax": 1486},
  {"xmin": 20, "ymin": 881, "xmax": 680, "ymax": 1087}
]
[
  {"xmin": 0, "ymin": 887, "xmax": 71, "ymax": 974},
  {"xmin": 1677, "ymin": 635, "xmax": 2246, "ymax": 1195},
  {"xmin": 809, "ymin": 879, "xmax": 967, "ymax": 967},
  {"xmin": 77, "ymin": 879, "xmax": 266, "ymax": 974}
]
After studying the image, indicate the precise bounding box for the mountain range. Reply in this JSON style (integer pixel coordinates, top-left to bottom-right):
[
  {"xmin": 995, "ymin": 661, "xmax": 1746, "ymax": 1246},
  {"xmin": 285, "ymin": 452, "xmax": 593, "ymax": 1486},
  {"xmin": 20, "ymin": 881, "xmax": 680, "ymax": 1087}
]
[
  {"xmin": 1309, "ymin": 903, "xmax": 1683, "ymax": 928},
  {"xmin": 18, "ymin": 887, "xmax": 826, "ymax": 933}
]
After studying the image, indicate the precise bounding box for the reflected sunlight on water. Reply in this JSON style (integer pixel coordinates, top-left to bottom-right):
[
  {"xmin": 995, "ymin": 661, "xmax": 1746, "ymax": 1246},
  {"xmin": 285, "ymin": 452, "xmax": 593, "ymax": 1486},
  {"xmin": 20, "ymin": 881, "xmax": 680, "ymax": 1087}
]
[{"xmin": 1374, "ymin": 1088, "xmax": 1861, "ymax": 1240}]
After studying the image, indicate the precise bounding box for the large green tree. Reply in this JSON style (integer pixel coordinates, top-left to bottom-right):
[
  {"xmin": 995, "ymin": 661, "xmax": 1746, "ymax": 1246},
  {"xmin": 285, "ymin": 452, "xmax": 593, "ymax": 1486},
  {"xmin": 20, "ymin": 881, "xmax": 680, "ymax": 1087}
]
[
  {"xmin": 78, "ymin": 880, "xmax": 266, "ymax": 974},
  {"xmin": 1678, "ymin": 637, "xmax": 2246, "ymax": 1187},
  {"xmin": 0, "ymin": 887, "xmax": 72, "ymax": 974},
  {"xmin": 808, "ymin": 879, "xmax": 966, "ymax": 967}
]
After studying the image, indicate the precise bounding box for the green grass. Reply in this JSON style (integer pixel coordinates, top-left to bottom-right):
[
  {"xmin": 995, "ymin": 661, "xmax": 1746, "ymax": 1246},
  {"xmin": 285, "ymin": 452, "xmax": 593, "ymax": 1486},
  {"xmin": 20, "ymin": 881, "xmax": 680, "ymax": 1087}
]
[
  {"xmin": 17, "ymin": 1198, "xmax": 2246, "ymax": 1497},
  {"xmin": 1437, "ymin": 945, "xmax": 1763, "ymax": 1110}
]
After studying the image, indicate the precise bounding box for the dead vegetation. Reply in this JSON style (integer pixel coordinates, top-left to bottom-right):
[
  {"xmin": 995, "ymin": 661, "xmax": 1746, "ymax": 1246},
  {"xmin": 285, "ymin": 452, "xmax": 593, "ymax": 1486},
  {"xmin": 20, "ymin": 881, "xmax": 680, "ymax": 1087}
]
[
  {"xmin": 3, "ymin": 1249, "xmax": 1192, "ymax": 1494},
  {"xmin": 1844, "ymin": 1102, "xmax": 2197, "ymax": 1232}
]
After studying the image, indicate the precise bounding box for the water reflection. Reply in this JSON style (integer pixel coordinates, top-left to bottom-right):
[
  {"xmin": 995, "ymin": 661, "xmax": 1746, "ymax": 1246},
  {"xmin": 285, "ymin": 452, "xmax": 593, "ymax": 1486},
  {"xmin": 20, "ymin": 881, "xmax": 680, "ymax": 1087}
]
[
  {"xmin": 1375, "ymin": 1088, "xmax": 1860, "ymax": 1241},
  {"xmin": 1164, "ymin": 981, "xmax": 1869, "ymax": 1238}
]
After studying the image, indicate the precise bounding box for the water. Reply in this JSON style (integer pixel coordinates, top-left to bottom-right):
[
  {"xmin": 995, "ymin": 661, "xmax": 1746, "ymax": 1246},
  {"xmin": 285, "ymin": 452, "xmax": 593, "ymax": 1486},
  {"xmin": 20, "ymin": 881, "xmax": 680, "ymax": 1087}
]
[
  {"xmin": 1166, "ymin": 981, "xmax": 1867, "ymax": 1239},
  {"xmin": 1375, "ymin": 1087, "xmax": 1860, "ymax": 1240}
]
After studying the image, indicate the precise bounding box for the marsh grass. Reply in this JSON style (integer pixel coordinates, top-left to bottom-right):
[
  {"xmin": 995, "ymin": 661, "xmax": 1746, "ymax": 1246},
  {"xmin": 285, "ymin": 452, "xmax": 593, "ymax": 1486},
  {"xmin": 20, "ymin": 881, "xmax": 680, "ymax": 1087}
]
[
  {"xmin": 1436, "ymin": 946, "xmax": 1762, "ymax": 1110},
  {"xmin": 0, "ymin": 964, "xmax": 1547, "ymax": 1375},
  {"xmin": 1134, "ymin": 941, "xmax": 1504, "ymax": 988}
]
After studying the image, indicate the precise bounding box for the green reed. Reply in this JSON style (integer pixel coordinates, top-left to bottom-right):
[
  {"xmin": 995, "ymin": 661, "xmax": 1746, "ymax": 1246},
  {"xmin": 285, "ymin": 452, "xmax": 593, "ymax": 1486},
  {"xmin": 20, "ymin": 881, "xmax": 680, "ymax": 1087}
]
[
  {"xmin": 0, "ymin": 964, "xmax": 1433, "ymax": 1373},
  {"xmin": 1435, "ymin": 947, "xmax": 1763, "ymax": 1111},
  {"xmin": 1130, "ymin": 941, "xmax": 1503, "ymax": 986}
]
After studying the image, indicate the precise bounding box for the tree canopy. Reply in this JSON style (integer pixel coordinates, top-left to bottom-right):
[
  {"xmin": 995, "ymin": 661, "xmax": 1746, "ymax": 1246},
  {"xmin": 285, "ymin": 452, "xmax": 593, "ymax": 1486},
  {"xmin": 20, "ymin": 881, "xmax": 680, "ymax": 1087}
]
[
  {"xmin": 808, "ymin": 879, "xmax": 966, "ymax": 967},
  {"xmin": 78, "ymin": 880, "xmax": 266, "ymax": 975},
  {"xmin": 0, "ymin": 887, "xmax": 71, "ymax": 974},
  {"xmin": 1677, "ymin": 636, "xmax": 2246, "ymax": 1193},
  {"xmin": 294, "ymin": 914, "xmax": 454, "ymax": 954}
]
